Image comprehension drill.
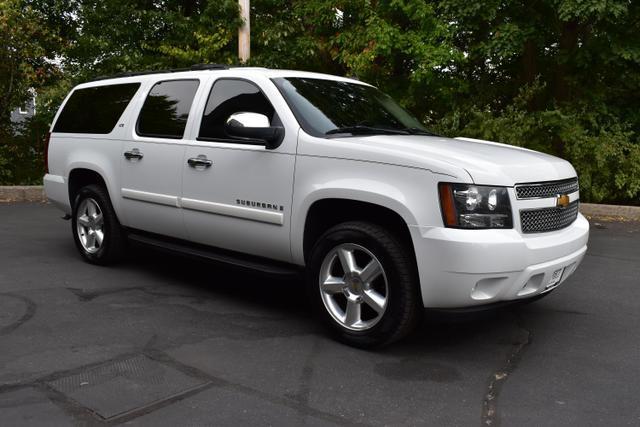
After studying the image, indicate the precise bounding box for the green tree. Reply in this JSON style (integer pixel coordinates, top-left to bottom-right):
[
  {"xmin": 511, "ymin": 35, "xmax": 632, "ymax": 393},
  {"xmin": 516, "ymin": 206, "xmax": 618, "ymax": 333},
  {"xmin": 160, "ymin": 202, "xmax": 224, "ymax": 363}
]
[
  {"xmin": 6, "ymin": 0, "xmax": 640, "ymax": 202},
  {"xmin": 44, "ymin": 0, "xmax": 242, "ymax": 78},
  {"xmin": 0, "ymin": 0, "xmax": 61, "ymax": 132},
  {"xmin": 0, "ymin": 0, "xmax": 63, "ymax": 184},
  {"xmin": 435, "ymin": 0, "xmax": 640, "ymax": 202}
]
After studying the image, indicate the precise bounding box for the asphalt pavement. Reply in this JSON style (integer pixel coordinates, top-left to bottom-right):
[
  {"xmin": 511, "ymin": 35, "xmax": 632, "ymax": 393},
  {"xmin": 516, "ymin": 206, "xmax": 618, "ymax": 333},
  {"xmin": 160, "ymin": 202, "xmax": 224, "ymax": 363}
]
[{"xmin": 1, "ymin": 203, "xmax": 639, "ymax": 426}]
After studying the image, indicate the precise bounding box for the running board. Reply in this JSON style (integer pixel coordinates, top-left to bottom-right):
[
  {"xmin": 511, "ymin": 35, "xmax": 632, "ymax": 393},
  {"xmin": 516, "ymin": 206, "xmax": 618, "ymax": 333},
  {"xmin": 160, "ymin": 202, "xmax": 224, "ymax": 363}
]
[{"xmin": 127, "ymin": 231, "xmax": 302, "ymax": 278}]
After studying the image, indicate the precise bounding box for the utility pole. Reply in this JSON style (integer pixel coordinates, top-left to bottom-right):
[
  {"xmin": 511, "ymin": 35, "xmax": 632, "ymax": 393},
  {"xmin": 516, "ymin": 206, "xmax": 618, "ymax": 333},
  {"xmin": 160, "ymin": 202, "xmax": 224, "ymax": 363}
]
[{"xmin": 238, "ymin": 0, "xmax": 250, "ymax": 63}]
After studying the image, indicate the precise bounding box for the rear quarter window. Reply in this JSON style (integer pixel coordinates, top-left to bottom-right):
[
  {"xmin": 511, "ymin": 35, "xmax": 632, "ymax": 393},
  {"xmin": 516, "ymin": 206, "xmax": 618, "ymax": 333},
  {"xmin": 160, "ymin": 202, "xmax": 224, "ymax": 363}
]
[{"xmin": 53, "ymin": 83, "xmax": 141, "ymax": 134}]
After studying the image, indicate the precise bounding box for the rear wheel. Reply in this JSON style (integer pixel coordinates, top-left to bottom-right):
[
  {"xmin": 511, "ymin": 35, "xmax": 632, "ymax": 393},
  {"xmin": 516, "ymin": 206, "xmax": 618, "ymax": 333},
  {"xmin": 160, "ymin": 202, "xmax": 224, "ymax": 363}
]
[
  {"xmin": 71, "ymin": 184, "xmax": 125, "ymax": 265},
  {"xmin": 307, "ymin": 221, "xmax": 422, "ymax": 348}
]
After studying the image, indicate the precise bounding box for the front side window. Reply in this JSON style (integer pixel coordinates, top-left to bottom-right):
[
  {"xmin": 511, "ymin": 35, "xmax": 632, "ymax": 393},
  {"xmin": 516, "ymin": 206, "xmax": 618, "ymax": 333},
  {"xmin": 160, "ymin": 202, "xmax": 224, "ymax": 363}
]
[
  {"xmin": 137, "ymin": 79, "xmax": 199, "ymax": 139},
  {"xmin": 53, "ymin": 83, "xmax": 141, "ymax": 134},
  {"xmin": 198, "ymin": 79, "xmax": 278, "ymax": 142},
  {"xmin": 272, "ymin": 77, "xmax": 435, "ymax": 138}
]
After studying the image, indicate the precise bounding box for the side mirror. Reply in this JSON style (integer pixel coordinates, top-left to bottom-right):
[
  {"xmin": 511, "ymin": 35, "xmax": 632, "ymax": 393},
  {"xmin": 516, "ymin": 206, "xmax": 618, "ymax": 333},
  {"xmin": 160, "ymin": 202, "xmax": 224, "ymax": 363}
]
[{"xmin": 224, "ymin": 112, "xmax": 284, "ymax": 149}]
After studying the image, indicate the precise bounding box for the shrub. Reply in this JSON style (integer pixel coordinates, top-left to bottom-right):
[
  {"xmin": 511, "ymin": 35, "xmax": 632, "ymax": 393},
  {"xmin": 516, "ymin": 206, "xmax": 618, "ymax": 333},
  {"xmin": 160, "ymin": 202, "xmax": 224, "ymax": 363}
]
[{"xmin": 0, "ymin": 117, "xmax": 47, "ymax": 186}]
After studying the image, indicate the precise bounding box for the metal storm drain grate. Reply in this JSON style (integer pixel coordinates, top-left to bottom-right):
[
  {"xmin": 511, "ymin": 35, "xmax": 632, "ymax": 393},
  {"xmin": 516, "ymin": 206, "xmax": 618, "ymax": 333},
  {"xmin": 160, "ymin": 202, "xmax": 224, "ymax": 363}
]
[{"xmin": 48, "ymin": 355, "xmax": 208, "ymax": 420}]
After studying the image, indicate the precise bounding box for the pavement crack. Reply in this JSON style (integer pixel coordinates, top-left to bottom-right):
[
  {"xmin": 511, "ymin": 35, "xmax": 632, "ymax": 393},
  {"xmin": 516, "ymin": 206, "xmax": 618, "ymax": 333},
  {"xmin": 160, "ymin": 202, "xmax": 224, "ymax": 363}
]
[
  {"xmin": 481, "ymin": 314, "xmax": 532, "ymax": 427},
  {"xmin": 0, "ymin": 293, "xmax": 36, "ymax": 336},
  {"xmin": 36, "ymin": 381, "xmax": 103, "ymax": 426},
  {"xmin": 140, "ymin": 287, "xmax": 209, "ymax": 300},
  {"xmin": 66, "ymin": 286, "xmax": 145, "ymax": 301},
  {"xmin": 293, "ymin": 337, "xmax": 322, "ymax": 405},
  {"xmin": 142, "ymin": 345, "xmax": 367, "ymax": 426},
  {"xmin": 67, "ymin": 285, "xmax": 205, "ymax": 303}
]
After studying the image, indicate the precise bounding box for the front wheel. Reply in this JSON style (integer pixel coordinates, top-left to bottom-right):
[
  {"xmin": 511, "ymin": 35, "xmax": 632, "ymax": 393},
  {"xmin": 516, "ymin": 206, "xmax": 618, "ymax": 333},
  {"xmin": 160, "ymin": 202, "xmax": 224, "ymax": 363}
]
[
  {"xmin": 71, "ymin": 184, "xmax": 126, "ymax": 265},
  {"xmin": 307, "ymin": 222, "xmax": 422, "ymax": 348}
]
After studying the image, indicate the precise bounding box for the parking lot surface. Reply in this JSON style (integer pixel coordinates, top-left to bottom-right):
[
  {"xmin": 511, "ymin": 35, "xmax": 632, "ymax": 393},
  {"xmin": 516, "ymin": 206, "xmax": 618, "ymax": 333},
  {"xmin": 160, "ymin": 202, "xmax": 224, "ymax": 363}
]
[{"xmin": 1, "ymin": 203, "xmax": 639, "ymax": 426}]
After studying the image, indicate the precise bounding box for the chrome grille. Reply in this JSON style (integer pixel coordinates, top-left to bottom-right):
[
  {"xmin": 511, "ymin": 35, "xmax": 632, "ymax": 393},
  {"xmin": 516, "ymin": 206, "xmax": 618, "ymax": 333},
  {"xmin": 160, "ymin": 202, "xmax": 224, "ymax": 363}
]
[
  {"xmin": 520, "ymin": 201, "xmax": 579, "ymax": 233},
  {"xmin": 515, "ymin": 178, "xmax": 578, "ymax": 199}
]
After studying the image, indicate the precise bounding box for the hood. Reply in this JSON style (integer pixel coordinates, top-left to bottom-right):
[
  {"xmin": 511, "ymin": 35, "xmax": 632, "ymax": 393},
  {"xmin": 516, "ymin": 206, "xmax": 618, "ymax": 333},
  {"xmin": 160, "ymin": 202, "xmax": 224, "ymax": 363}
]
[{"xmin": 312, "ymin": 135, "xmax": 576, "ymax": 186}]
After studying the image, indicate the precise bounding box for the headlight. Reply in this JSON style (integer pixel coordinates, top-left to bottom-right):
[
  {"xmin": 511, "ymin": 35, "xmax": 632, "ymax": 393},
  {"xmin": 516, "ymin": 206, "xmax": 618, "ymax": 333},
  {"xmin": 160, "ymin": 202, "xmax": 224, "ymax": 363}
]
[{"xmin": 438, "ymin": 183, "xmax": 513, "ymax": 229}]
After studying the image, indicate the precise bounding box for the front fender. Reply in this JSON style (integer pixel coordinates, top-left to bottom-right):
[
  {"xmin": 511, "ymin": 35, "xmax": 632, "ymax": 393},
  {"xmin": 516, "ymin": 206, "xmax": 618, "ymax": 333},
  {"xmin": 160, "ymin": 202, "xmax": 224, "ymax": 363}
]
[{"xmin": 290, "ymin": 155, "xmax": 445, "ymax": 265}]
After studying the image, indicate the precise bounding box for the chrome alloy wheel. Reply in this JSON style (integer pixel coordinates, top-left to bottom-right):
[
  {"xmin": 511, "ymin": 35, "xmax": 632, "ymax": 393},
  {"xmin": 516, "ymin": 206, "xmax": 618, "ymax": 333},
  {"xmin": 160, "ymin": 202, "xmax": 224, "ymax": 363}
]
[
  {"xmin": 75, "ymin": 198, "xmax": 104, "ymax": 254},
  {"xmin": 319, "ymin": 243, "xmax": 389, "ymax": 331}
]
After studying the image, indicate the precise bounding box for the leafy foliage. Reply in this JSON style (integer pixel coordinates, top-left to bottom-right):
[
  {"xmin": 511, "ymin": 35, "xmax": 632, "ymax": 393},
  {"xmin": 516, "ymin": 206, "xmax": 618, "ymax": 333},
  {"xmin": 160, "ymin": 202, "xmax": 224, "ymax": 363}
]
[
  {"xmin": 1, "ymin": 0, "xmax": 639, "ymax": 204},
  {"xmin": 0, "ymin": 0, "xmax": 63, "ymax": 184},
  {"xmin": 0, "ymin": 0, "xmax": 61, "ymax": 130},
  {"xmin": 434, "ymin": 83, "xmax": 640, "ymax": 203},
  {"xmin": 0, "ymin": 115, "xmax": 48, "ymax": 185}
]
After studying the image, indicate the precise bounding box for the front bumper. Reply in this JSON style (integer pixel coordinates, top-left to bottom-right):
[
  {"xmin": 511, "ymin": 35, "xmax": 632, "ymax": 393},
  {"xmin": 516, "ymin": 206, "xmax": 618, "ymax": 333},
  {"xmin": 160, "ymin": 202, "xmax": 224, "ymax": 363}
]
[{"xmin": 410, "ymin": 213, "xmax": 589, "ymax": 308}]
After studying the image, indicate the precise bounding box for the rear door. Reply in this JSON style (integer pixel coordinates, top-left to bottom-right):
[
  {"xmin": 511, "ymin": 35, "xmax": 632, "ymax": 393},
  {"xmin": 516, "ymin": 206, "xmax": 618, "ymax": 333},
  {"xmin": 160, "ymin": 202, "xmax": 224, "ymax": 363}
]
[
  {"xmin": 119, "ymin": 78, "xmax": 202, "ymax": 239},
  {"xmin": 180, "ymin": 76, "xmax": 297, "ymax": 262}
]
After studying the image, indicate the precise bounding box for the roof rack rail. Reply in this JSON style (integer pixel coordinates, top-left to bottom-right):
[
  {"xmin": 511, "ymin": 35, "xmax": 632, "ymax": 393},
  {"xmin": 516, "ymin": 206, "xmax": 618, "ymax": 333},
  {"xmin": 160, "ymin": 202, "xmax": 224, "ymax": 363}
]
[
  {"xmin": 91, "ymin": 64, "xmax": 230, "ymax": 82},
  {"xmin": 190, "ymin": 63, "xmax": 229, "ymax": 70}
]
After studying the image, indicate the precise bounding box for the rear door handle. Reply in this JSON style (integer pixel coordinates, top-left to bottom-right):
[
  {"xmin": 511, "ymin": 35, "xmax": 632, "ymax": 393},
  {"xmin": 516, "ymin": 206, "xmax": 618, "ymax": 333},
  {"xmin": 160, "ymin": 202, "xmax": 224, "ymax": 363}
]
[
  {"xmin": 124, "ymin": 149, "xmax": 143, "ymax": 160},
  {"xmin": 188, "ymin": 155, "xmax": 213, "ymax": 169}
]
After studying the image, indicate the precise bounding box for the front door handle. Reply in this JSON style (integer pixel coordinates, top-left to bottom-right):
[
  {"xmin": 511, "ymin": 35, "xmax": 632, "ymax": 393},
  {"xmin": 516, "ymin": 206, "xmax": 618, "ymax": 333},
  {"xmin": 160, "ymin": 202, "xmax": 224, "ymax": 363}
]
[
  {"xmin": 187, "ymin": 155, "xmax": 213, "ymax": 169},
  {"xmin": 124, "ymin": 149, "xmax": 143, "ymax": 160}
]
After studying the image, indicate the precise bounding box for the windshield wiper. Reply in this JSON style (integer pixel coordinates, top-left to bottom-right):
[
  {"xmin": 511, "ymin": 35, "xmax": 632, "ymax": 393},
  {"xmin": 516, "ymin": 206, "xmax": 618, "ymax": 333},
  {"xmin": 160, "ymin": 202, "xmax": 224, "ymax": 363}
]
[
  {"xmin": 325, "ymin": 125, "xmax": 410, "ymax": 136},
  {"xmin": 402, "ymin": 127, "xmax": 439, "ymax": 136}
]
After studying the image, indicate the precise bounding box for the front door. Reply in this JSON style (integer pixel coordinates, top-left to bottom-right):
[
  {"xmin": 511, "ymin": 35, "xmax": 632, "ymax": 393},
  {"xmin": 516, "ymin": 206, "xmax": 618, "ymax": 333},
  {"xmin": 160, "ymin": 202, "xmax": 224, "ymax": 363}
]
[
  {"xmin": 181, "ymin": 77, "xmax": 296, "ymax": 262},
  {"xmin": 120, "ymin": 78, "xmax": 201, "ymax": 239}
]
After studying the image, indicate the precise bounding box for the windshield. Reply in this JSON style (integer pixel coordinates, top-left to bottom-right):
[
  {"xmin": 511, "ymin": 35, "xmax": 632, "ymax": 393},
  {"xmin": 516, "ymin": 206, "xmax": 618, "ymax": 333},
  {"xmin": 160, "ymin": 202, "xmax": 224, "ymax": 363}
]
[{"xmin": 272, "ymin": 77, "xmax": 435, "ymax": 138}]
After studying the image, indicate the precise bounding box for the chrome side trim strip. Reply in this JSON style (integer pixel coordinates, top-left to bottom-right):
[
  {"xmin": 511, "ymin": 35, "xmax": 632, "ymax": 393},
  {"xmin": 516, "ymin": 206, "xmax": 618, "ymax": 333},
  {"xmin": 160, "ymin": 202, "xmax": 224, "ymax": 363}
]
[
  {"xmin": 181, "ymin": 198, "xmax": 284, "ymax": 225},
  {"xmin": 121, "ymin": 188, "xmax": 179, "ymax": 207}
]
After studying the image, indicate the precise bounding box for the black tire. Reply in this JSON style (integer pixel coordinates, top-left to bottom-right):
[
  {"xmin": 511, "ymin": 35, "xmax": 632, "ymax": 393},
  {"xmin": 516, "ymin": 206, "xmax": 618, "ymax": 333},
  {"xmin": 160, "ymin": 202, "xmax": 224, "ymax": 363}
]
[
  {"xmin": 307, "ymin": 221, "xmax": 422, "ymax": 348},
  {"xmin": 71, "ymin": 184, "xmax": 126, "ymax": 265}
]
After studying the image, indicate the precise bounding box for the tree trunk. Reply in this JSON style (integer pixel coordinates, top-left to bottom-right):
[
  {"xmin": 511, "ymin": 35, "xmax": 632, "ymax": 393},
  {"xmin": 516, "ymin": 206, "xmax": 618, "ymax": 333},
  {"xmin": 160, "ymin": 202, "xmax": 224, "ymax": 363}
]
[
  {"xmin": 522, "ymin": 38, "xmax": 538, "ymax": 110},
  {"xmin": 522, "ymin": 39, "xmax": 537, "ymax": 84},
  {"xmin": 552, "ymin": 20, "xmax": 579, "ymax": 157},
  {"xmin": 181, "ymin": 0, "xmax": 198, "ymax": 17},
  {"xmin": 554, "ymin": 20, "xmax": 579, "ymax": 104}
]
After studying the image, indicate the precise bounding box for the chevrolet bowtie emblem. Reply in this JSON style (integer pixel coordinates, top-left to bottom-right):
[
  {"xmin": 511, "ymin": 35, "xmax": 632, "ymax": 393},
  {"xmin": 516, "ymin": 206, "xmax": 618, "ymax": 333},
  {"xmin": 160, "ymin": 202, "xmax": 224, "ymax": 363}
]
[{"xmin": 556, "ymin": 194, "xmax": 570, "ymax": 208}]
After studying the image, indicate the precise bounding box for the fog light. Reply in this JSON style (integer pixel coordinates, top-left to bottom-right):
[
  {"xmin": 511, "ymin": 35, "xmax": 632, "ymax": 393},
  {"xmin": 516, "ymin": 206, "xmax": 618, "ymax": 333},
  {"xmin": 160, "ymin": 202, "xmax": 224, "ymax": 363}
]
[{"xmin": 547, "ymin": 268, "xmax": 564, "ymax": 289}]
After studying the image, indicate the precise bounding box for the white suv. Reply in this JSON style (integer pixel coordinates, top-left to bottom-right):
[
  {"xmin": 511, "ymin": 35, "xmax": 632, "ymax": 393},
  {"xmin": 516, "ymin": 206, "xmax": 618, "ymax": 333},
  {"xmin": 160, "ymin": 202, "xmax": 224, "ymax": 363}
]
[{"xmin": 44, "ymin": 65, "xmax": 589, "ymax": 347}]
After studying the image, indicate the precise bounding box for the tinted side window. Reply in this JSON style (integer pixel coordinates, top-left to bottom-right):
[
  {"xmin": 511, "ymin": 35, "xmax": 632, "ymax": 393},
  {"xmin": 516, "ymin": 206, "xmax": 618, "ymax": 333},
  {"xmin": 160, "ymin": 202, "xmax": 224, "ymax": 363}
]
[
  {"xmin": 199, "ymin": 79, "xmax": 277, "ymax": 141},
  {"xmin": 53, "ymin": 83, "xmax": 140, "ymax": 134},
  {"xmin": 137, "ymin": 80, "xmax": 199, "ymax": 139}
]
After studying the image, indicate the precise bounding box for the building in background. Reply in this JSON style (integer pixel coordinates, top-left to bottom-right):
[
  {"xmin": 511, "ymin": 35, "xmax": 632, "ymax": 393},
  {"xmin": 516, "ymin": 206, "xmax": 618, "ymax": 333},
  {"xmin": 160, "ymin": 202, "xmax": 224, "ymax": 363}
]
[{"xmin": 10, "ymin": 92, "xmax": 36, "ymax": 126}]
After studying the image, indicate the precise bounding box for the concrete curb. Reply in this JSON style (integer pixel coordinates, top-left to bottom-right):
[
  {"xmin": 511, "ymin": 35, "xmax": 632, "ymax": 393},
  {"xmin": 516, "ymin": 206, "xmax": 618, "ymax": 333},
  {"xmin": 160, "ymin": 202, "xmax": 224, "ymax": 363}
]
[
  {"xmin": 0, "ymin": 186, "xmax": 46, "ymax": 203},
  {"xmin": 0, "ymin": 186, "xmax": 639, "ymax": 221},
  {"xmin": 580, "ymin": 203, "xmax": 640, "ymax": 222}
]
